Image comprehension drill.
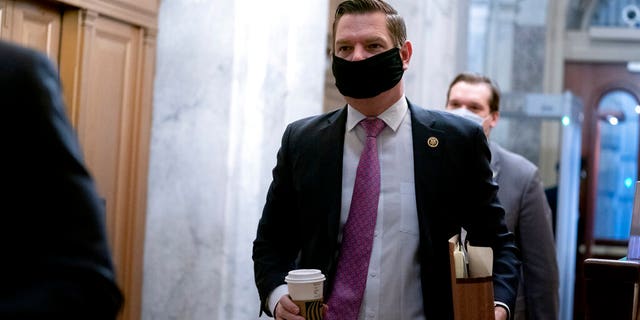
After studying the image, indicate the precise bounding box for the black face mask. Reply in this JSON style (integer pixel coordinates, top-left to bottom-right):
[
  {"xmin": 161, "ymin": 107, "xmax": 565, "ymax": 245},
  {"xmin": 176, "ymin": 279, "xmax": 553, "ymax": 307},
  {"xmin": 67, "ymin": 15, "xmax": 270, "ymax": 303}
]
[{"xmin": 332, "ymin": 47, "xmax": 405, "ymax": 99}]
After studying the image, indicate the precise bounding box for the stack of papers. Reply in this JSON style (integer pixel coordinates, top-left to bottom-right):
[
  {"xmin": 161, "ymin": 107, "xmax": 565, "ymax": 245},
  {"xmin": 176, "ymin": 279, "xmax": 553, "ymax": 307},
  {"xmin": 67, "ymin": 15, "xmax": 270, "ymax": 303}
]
[{"xmin": 449, "ymin": 234, "xmax": 493, "ymax": 278}]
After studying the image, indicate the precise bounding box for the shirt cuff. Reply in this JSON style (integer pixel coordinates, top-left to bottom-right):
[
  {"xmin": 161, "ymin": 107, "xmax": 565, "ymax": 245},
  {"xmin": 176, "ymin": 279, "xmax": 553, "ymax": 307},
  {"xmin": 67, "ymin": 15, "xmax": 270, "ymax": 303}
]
[
  {"xmin": 268, "ymin": 284, "xmax": 289, "ymax": 316},
  {"xmin": 494, "ymin": 301, "xmax": 511, "ymax": 320}
]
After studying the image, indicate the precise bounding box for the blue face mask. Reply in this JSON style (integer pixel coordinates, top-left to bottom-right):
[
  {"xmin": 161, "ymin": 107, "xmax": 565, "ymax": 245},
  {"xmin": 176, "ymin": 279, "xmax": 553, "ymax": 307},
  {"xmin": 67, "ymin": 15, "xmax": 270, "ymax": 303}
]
[{"xmin": 447, "ymin": 107, "xmax": 486, "ymax": 126}]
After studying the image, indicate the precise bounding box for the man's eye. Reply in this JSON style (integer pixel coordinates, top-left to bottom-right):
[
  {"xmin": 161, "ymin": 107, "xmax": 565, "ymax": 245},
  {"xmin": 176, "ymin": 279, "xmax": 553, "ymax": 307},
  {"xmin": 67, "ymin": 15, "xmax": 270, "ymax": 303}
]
[{"xmin": 338, "ymin": 46, "xmax": 351, "ymax": 52}]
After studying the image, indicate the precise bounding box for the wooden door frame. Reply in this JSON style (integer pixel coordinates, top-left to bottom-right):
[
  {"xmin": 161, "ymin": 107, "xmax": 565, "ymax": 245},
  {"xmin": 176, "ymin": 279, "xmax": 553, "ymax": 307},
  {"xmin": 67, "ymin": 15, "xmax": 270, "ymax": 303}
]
[
  {"xmin": 58, "ymin": 7, "xmax": 156, "ymax": 320},
  {"xmin": 564, "ymin": 62, "xmax": 640, "ymax": 250},
  {"xmin": 560, "ymin": 32, "xmax": 640, "ymax": 257}
]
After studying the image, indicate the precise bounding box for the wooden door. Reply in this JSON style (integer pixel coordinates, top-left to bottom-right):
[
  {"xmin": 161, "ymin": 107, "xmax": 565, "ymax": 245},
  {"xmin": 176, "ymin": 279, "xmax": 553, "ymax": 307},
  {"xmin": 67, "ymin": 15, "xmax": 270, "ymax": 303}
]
[
  {"xmin": 565, "ymin": 61, "xmax": 640, "ymax": 319},
  {"xmin": 0, "ymin": 0, "xmax": 61, "ymax": 64},
  {"xmin": 2, "ymin": 1, "xmax": 156, "ymax": 319},
  {"xmin": 65, "ymin": 12, "xmax": 149, "ymax": 320}
]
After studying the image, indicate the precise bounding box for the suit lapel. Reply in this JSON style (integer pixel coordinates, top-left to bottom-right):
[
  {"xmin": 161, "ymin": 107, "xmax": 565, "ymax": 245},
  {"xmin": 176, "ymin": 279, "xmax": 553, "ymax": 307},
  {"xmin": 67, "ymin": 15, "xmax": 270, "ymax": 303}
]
[
  {"xmin": 409, "ymin": 103, "xmax": 446, "ymax": 248},
  {"xmin": 318, "ymin": 107, "xmax": 347, "ymax": 248}
]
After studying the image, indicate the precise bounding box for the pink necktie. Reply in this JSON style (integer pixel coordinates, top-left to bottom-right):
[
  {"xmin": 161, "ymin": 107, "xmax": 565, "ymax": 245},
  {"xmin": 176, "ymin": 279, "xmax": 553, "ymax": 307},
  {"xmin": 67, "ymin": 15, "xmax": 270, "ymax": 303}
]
[{"xmin": 327, "ymin": 118, "xmax": 386, "ymax": 320}]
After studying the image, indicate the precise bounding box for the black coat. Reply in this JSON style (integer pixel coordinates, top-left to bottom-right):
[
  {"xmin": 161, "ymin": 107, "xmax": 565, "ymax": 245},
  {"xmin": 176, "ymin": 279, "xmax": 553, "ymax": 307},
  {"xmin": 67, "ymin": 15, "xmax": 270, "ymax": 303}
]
[
  {"xmin": 0, "ymin": 40, "xmax": 122, "ymax": 319},
  {"xmin": 253, "ymin": 101, "xmax": 521, "ymax": 319}
]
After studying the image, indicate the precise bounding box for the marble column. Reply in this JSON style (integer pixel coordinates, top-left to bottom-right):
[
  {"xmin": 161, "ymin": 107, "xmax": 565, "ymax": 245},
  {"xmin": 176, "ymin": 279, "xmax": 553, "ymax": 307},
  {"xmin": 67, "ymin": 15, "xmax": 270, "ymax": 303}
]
[
  {"xmin": 485, "ymin": 0, "xmax": 518, "ymax": 92},
  {"xmin": 391, "ymin": 0, "xmax": 469, "ymax": 109},
  {"xmin": 143, "ymin": 0, "xmax": 328, "ymax": 319}
]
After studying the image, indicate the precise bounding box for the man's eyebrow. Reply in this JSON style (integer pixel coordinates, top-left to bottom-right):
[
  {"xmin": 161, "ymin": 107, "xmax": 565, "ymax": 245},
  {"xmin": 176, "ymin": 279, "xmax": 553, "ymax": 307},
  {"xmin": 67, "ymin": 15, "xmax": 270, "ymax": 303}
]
[
  {"xmin": 335, "ymin": 36, "xmax": 388, "ymax": 46},
  {"xmin": 364, "ymin": 36, "xmax": 386, "ymax": 43}
]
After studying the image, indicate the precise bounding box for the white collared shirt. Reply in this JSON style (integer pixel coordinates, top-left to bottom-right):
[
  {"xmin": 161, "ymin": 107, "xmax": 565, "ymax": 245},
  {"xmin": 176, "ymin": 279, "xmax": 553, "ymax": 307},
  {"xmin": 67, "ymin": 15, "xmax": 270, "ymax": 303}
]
[{"xmin": 341, "ymin": 96, "xmax": 423, "ymax": 320}]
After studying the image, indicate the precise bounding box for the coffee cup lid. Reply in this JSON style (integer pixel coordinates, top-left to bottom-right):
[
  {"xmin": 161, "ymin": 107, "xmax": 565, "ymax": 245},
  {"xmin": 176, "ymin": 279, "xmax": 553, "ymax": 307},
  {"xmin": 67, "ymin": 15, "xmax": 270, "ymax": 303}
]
[{"xmin": 285, "ymin": 269, "xmax": 326, "ymax": 283}]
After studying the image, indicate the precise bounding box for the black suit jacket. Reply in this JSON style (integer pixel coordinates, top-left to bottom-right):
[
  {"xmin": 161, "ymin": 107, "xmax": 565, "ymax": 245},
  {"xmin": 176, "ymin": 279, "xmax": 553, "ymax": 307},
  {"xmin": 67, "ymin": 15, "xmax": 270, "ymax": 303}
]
[
  {"xmin": 0, "ymin": 41, "xmax": 122, "ymax": 319},
  {"xmin": 253, "ymin": 101, "xmax": 520, "ymax": 319}
]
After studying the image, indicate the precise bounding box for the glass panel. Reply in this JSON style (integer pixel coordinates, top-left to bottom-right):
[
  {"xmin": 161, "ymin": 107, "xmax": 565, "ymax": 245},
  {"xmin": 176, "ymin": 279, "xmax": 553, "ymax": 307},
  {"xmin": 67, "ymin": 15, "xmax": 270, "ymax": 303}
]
[
  {"xmin": 591, "ymin": 0, "xmax": 640, "ymax": 28},
  {"xmin": 594, "ymin": 90, "xmax": 640, "ymax": 240}
]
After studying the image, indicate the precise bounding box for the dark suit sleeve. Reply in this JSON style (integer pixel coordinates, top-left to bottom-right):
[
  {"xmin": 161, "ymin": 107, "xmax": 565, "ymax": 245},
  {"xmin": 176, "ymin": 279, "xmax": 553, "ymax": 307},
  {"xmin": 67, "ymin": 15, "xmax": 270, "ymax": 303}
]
[
  {"xmin": 0, "ymin": 41, "xmax": 122, "ymax": 319},
  {"xmin": 462, "ymin": 128, "xmax": 521, "ymax": 313},
  {"xmin": 253, "ymin": 124, "xmax": 299, "ymax": 316}
]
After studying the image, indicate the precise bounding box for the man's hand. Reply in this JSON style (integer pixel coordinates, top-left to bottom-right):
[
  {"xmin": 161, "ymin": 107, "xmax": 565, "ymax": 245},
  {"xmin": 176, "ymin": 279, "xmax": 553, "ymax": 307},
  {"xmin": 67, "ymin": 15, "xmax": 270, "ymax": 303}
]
[
  {"xmin": 274, "ymin": 295, "xmax": 304, "ymax": 320},
  {"xmin": 494, "ymin": 305, "xmax": 508, "ymax": 320},
  {"xmin": 274, "ymin": 295, "xmax": 328, "ymax": 320}
]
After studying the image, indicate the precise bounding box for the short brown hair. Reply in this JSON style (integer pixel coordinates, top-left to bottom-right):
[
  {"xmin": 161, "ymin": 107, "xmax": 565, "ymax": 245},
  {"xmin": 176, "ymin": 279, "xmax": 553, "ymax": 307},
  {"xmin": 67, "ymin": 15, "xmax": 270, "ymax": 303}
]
[
  {"xmin": 332, "ymin": 0, "xmax": 407, "ymax": 51},
  {"xmin": 446, "ymin": 72, "xmax": 501, "ymax": 113}
]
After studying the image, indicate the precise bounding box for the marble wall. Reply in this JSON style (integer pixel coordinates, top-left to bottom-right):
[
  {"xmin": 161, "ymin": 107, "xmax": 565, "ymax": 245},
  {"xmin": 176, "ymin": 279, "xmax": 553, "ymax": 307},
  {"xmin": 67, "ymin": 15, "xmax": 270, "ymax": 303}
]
[
  {"xmin": 143, "ymin": 1, "xmax": 466, "ymax": 319},
  {"xmin": 143, "ymin": 0, "xmax": 329, "ymax": 319}
]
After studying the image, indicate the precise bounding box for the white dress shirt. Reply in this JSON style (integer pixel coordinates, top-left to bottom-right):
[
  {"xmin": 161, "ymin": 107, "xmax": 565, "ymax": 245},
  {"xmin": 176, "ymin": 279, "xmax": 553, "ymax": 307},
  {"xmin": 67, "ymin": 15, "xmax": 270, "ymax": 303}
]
[{"xmin": 340, "ymin": 96, "xmax": 423, "ymax": 320}]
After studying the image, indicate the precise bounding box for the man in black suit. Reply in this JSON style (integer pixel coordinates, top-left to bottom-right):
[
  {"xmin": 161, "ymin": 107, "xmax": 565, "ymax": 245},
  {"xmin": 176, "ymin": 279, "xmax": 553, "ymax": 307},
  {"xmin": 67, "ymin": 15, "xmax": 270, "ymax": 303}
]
[
  {"xmin": 0, "ymin": 40, "xmax": 123, "ymax": 318},
  {"xmin": 253, "ymin": 1, "xmax": 520, "ymax": 319}
]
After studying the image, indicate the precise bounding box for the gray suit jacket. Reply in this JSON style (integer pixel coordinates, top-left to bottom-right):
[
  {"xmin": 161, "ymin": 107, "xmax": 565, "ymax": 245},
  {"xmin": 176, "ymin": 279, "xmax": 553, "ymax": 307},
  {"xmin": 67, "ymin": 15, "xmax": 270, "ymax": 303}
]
[{"xmin": 490, "ymin": 141, "xmax": 559, "ymax": 320}]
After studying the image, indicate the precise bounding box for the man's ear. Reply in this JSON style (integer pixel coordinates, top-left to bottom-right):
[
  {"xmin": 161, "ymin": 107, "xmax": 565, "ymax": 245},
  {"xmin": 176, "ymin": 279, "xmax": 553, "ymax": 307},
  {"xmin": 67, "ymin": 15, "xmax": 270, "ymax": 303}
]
[
  {"xmin": 400, "ymin": 40, "xmax": 412, "ymax": 70},
  {"xmin": 489, "ymin": 111, "xmax": 500, "ymax": 129}
]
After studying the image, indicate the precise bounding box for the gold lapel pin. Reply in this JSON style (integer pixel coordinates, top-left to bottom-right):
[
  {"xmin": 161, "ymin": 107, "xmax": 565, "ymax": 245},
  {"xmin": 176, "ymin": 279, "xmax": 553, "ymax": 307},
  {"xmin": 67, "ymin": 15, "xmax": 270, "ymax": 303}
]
[{"xmin": 427, "ymin": 137, "xmax": 439, "ymax": 148}]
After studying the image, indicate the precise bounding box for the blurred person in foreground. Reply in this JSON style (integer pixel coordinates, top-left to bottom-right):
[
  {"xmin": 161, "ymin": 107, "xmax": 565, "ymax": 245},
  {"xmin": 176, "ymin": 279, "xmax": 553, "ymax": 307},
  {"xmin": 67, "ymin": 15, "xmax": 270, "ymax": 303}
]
[
  {"xmin": 446, "ymin": 72, "xmax": 559, "ymax": 320},
  {"xmin": 0, "ymin": 40, "xmax": 123, "ymax": 319},
  {"xmin": 253, "ymin": 1, "xmax": 520, "ymax": 319}
]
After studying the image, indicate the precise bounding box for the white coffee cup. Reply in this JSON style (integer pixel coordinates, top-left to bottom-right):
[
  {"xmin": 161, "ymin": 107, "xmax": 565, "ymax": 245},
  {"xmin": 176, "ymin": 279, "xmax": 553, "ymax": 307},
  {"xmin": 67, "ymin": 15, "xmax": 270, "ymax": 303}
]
[{"xmin": 285, "ymin": 269, "xmax": 326, "ymax": 319}]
